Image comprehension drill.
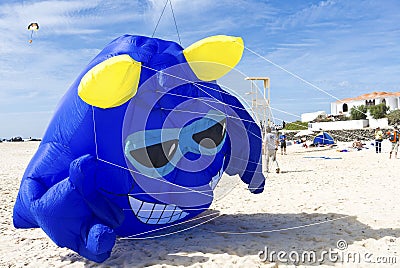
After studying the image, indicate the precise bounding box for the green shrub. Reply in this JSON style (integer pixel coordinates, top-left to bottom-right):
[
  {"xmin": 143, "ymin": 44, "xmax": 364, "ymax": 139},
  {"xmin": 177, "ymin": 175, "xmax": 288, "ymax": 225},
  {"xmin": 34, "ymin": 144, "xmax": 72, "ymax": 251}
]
[
  {"xmin": 368, "ymin": 103, "xmax": 389, "ymax": 119},
  {"xmin": 387, "ymin": 109, "xmax": 400, "ymax": 126},
  {"xmin": 350, "ymin": 105, "xmax": 367, "ymax": 120},
  {"xmin": 283, "ymin": 120, "xmax": 308, "ymax": 130}
]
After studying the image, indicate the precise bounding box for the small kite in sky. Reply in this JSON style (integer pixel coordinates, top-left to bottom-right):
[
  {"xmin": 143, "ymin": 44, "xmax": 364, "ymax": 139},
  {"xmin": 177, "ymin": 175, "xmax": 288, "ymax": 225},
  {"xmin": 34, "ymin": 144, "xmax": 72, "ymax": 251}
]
[{"xmin": 27, "ymin": 22, "xmax": 39, "ymax": 43}]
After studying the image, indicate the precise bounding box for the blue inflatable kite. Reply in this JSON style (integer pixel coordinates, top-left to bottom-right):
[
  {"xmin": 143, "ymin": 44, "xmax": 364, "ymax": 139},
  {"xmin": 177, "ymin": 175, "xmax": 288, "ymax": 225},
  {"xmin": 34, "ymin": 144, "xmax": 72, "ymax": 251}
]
[{"xmin": 13, "ymin": 34, "xmax": 265, "ymax": 262}]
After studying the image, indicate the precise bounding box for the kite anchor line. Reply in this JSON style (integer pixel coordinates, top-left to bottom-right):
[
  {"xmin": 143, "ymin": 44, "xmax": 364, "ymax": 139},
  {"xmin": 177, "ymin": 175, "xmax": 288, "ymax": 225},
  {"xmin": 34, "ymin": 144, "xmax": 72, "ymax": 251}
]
[
  {"xmin": 85, "ymin": 39, "xmax": 358, "ymax": 241},
  {"xmin": 151, "ymin": 0, "xmax": 182, "ymax": 45}
]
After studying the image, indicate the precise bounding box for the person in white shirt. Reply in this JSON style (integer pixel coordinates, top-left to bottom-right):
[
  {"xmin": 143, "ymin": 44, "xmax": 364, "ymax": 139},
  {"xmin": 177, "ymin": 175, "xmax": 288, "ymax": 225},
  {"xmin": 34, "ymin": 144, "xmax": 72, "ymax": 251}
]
[{"xmin": 263, "ymin": 126, "xmax": 280, "ymax": 173}]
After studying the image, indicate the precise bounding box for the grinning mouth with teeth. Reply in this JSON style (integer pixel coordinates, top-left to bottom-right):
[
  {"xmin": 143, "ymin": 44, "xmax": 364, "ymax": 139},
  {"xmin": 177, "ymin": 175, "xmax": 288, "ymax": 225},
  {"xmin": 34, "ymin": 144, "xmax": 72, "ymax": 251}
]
[
  {"xmin": 128, "ymin": 162, "xmax": 224, "ymax": 225},
  {"xmin": 128, "ymin": 197, "xmax": 190, "ymax": 225}
]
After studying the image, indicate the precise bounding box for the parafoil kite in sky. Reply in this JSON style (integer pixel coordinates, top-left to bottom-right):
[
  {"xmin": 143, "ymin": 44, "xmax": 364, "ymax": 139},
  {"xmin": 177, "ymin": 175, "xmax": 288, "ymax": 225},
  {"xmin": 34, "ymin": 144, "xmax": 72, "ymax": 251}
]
[
  {"xmin": 27, "ymin": 22, "xmax": 39, "ymax": 43},
  {"xmin": 13, "ymin": 34, "xmax": 265, "ymax": 262}
]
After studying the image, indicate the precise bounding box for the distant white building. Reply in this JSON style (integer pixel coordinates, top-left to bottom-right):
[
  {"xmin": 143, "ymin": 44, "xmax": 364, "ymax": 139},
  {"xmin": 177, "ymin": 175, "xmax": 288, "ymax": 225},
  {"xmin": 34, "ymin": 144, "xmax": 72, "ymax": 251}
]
[
  {"xmin": 301, "ymin": 111, "xmax": 327, "ymax": 123},
  {"xmin": 331, "ymin": 91, "xmax": 400, "ymax": 115}
]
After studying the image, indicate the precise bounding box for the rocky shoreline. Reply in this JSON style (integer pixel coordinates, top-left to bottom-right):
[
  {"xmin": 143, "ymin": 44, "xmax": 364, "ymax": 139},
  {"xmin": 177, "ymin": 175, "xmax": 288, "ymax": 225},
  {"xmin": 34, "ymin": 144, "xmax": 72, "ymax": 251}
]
[{"xmin": 283, "ymin": 128, "xmax": 390, "ymax": 142}]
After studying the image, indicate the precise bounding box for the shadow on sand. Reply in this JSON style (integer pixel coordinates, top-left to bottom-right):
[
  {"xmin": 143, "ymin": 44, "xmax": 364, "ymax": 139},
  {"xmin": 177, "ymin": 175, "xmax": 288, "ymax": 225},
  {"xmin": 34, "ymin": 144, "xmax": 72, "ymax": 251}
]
[{"xmin": 64, "ymin": 210, "xmax": 400, "ymax": 267}]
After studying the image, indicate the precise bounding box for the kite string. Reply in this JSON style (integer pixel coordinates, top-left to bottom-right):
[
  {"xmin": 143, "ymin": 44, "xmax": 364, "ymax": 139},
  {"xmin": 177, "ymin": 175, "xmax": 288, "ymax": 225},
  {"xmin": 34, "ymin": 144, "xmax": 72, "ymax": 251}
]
[
  {"xmin": 243, "ymin": 46, "xmax": 341, "ymax": 102},
  {"xmin": 169, "ymin": 0, "xmax": 181, "ymax": 45},
  {"xmin": 97, "ymin": 158, "xmax": 214, "ymax": 198},
  {"xmin": 91, "ymin": 106, "xmax": 216, "ymax": 198},
  {"xmin": 154, "ymin": 61, "xmax": 372, "ymax": 143},
  {"xmin": 89, "ymin": 61, "xmax": 369, "ymax": 190},
  {"xmin": 242, "ymin": 45, "xmax": 370, "ymax": 119},
  {"xmin": 89, "ymin": 102, "xmax": 264, "ymax": 195},
  {"xmin": 88, "ymin": 42, "xmax": 376, "ymax": 197},
  {"xmin": 159, "ymin": 106, "xmax": 263, "ymax": 139},
  {"xmin": 89, "ymin": 112, "xmax": 263, "ymax": 198},
  {"xmin": 91, "ymin": 105, "xmax": 99, "ymax": 159},
  {"xmin": 122, "ymin": 211, "xmax": 221, "ymax": 240},
  {"xmin": 152, "ymin": 0, "xmax": 169, "ymax": 38},
  {"xmin": 88, "ymin": 69, "xmax": 353, "ymax": 196},
  {"xmin": 97, "ymin": 154, "xmax": 264, "ymax": 190},
  {"xmin": 215, "ymin": 215, "xmax": 351, "ymax": 235},
  {"xmin": 91, "ymin": 40, "xmax": 372, "ymax": 155},
  {"xmin": 139, "ymin": 64, "xmax": 264, "ymax": 141},
  {"xmin": 86, "ymin": 67, "xmax": 352, "ymax": 240},
  {"xmin": 85, "ymin": 42, "xmax": 370, "ymax": 240},
  {"xmin": 219, "ymin": 44, "xmax": 373, "ymax": 142}
]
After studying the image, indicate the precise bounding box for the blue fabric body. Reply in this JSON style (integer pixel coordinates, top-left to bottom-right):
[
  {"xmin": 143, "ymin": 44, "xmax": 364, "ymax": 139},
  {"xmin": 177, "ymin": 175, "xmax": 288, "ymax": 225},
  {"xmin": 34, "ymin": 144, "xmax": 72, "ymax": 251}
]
[{"xmin": 13, "ymin": 35, "xmax": 265, "ymax": 262}]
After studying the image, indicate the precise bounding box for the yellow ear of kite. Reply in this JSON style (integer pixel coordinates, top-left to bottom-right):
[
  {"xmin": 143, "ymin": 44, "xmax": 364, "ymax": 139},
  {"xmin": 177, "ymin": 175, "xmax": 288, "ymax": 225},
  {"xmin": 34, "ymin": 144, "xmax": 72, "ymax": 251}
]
[
  {"xmin": 183, "ymin": 35, "xmax": 244, "ymax": 81},
  {"xmin": 78, "ymin": 54, "xmax": 141, "ymax": 109}
]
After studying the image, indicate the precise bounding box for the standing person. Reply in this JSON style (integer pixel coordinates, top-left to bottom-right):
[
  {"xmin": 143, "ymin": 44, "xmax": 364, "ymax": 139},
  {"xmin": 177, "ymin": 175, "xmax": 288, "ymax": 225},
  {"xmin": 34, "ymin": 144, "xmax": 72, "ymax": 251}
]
[
  {"xmin": 387, "ymin": 126, "xmax": 399, "ymax": 159},
  {"xmin": 264, "ymin": 126, "xmax": 280, "ymax": 173},
  {"xmin": 279, "ymin": 131, "xmax": 287, "ymax": 155},
  {"xmin": 374, "ymin": 127, "xmax": 383, "ymax": 153}
]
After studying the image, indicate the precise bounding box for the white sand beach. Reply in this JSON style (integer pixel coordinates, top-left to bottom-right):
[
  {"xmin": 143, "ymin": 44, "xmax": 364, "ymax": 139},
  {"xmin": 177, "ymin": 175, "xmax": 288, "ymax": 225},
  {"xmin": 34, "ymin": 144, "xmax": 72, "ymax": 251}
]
[{"xmin": 1, "ymin": 140, "xmax": 399, "ymax": 267}]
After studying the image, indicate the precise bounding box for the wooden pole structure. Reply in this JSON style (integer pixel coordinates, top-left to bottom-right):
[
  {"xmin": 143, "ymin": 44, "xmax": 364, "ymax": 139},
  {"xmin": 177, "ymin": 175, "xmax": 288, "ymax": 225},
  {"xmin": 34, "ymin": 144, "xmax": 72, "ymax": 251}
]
[{"xmin": 245, "ymin": 77, "xmax": 270, "ymax": 128}]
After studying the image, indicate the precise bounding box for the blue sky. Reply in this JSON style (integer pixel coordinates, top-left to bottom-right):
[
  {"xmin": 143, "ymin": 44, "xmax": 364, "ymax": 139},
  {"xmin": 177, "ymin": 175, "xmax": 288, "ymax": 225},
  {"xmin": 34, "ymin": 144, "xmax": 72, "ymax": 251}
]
[{"xmin": 1, "ymin": 0, "xmax": 400, "ymax": 138}]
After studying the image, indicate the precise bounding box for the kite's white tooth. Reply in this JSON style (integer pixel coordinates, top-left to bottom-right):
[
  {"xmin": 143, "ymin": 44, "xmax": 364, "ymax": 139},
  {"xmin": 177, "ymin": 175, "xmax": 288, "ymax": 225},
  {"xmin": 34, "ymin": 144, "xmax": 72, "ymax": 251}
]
[
  {"xmin": 137, "ymin": 202, "xmax": 154, "ymax": 219},
  {"xmin": 128, "ymin": 197, "xmax": 187, "ymax": 224},
  {"xmin": 170, "ymin": 212, "xmax": 181, "ymax": 223},
  {"xmin": 151, "ymin": 204, "xmax": 166, "ymax": 220},
  {"xmin": 161, "ymin": 204, "xmax": 176, "ymax": 219},
  {"xmin": 128, "ymin": 196, "xmax": 143, "ymax": 214}
]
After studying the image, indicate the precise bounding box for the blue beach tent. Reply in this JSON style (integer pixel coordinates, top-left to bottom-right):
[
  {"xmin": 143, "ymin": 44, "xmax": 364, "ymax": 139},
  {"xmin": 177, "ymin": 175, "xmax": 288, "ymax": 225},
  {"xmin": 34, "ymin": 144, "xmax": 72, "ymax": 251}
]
[{"xmin": 313, "ymin": 131, "xmax": 334, "ymax": 145}]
